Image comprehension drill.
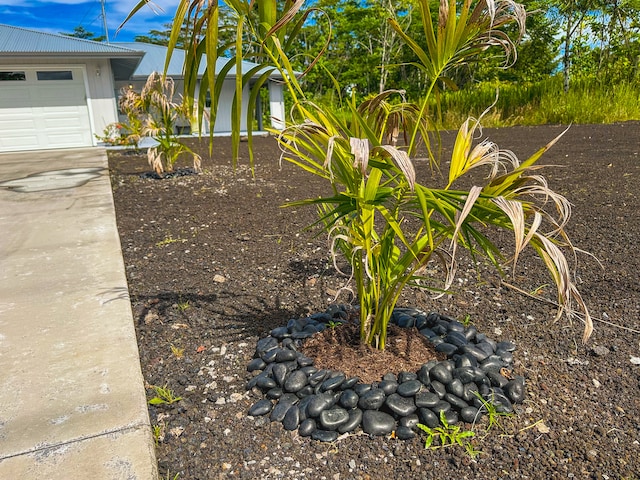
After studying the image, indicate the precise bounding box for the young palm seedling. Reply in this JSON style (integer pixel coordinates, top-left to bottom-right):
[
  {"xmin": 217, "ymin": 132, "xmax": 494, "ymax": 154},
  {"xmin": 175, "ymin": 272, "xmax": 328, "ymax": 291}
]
[{"xmin": 125, "ymin": 0, "xmax": 594, "ymax": 352}]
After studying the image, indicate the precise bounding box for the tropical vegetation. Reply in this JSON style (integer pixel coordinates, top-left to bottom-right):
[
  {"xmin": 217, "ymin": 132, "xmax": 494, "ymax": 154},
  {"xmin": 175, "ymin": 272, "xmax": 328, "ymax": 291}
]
[
  {"xmin": 124, "ymin": 1, "xmax": 639, "ymax": 127},
  {"xmin": 119, "ymin": 72, "xmax": 202, "ymax": 175},
  {"xmin": 123, "ymin": 0, "xmax": 596, "ymax": 349}
]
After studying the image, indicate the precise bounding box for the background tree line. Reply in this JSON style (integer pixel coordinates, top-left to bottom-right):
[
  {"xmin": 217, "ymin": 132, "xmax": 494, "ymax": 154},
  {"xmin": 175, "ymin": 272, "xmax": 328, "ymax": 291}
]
[{"xmin": 68, "ymin": 0, "xmax": 637, "ymax": 126}]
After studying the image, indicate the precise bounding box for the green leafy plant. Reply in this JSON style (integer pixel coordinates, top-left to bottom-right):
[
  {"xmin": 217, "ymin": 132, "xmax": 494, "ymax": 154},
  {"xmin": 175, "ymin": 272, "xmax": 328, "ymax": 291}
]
[
  {"xmin": 176, "ymin": 298, "xmax": 190, "ymax": 312},
  {"xmin": 95, "ymin": 122, "xmax": 138, "ymax": 146},
  {"xmin": 170, "ymin": 344, "xmax": 185, "ymax": 359},
  {"xmin": 326, "ymin": 320, "xmax": 343, "ymax": 329},
  {"xmin": 156, "ymin": 235, "xmax": 185, "ymax": 247},
  {"xmin": 123, "ymin": 0, "xmax": 593, "ymax": 350},
  {"xmin": 416, "ymin": 411, "xmax": 476, "ymax": 452},
  {"xmin": 148, "ymin": 385, "xmax": 182, "ymax": 406},
  {"xmin": 152, "ymin": 423, "xmax": 165, "ymax": 446}
]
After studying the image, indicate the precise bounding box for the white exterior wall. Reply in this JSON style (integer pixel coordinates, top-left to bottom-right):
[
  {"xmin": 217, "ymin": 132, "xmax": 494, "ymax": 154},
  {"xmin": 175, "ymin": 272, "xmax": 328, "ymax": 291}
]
[
  {"xmin": 84, "ymin": 59, "xmax": 120, "ymax": 142},
  {"xmin": 268, "ymin": 80, "xmax": 285, "ymax": 131},
  {"xmin": 209, "ymin": 79, "xmax": 250, "ymax": 133}
]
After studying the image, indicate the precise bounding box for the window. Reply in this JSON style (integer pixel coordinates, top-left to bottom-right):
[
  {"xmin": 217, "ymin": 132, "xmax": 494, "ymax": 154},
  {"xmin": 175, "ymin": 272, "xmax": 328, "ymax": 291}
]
[
  {"xmin": 0, "ymin": 71, "xmax": 26, "ymax": 81},
  {"xmin": 37, "ymin": 71, "xmax": 73, "ymax": 81}
]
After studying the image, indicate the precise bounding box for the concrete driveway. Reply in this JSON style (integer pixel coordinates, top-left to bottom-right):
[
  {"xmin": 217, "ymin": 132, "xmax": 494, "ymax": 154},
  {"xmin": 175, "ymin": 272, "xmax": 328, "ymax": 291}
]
[{"xmin": 0, "ymin": 148, "xmax": 157, "ymax": 479}]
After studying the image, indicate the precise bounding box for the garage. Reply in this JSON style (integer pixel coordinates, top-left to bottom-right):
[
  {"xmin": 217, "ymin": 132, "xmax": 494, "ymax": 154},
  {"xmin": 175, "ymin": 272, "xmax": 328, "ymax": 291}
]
[
  {"xmin": 0, "ymin": 66, "xmax": 93, "ymax": 151},
  {"xmin": 0, "ymin": 24, "xmax": 144, "ymax": 153}
]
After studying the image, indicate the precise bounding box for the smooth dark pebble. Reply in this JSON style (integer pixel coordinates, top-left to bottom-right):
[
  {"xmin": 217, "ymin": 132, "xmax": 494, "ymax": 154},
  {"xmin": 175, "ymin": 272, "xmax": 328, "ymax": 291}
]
[
  {"xmin": 354, "ymin": 383, "xmax": 372, "ymax": 396},
  {"xmin": 505, "ymin": 376, "xmax": 526, "ymax": 404},
  {"xmin": 444, "ymin": 393, "xmax": 468, "ymax": 409},
  {"xmin": 443, "ymin": 409, "xmax": 459, "ymax": 425},
  {"xmin": 432, "ymin": 400, "xmax": 451, "ymax": 414},
  {"xmin": 272, "ymin": 363, "xmax": 287, "ymax": 386},
  {"xmin": 321, "ymin": 374, "xmax": 346, "ymax": 392},
  {"xmin": 338, "ymin": 408, "xmax": 363, "ymax": 434},
  {"xmin": 270, "ymin": 401, "xmax": 292, "ymax": 422},
  {"xmin": 399, "ymin": 414, "xmax": 419, "ymax": 428},
  {"xmin": 362, "ymin": 410, "xmax": 395, "ymax": 436},
  {"xmin": 270, "ymin": 326, "xmax": 290, "ymax": 339},
  {"xmin": 379, "ymin": 379, "xmax": 398, "ymax": 395},
  {"xmin": 282, "ymin": 405, "xmax": 300, "ymax": 430},
  {"xmin": 261, "ymin": 349, "xmax": 278, "ymax": 363},
  {"xmin": 309, "ymin": 369, "xmax": 329, "ymax": 386},
  {"xmin": 446, "ymin": 378, "xmax": 465, "ymax": 397},
  {"xmin": 461, "ymin": 344, "xmax": 490, "ymax": 362},
  {"xmin": 319, "ymin": 407, "xmax": 349, "ymax": 430},
  {"xmin": 453, "ymin": 367, "xmax": 476, "ymax": 384},
  {"xmin": 463, "ymin": 325, "xmax": 477, "ymax": 341},
  {"xmin": 256, "ymin": 375, "xmax": 277, "ymax": 390},
  {"xmin": 445, "ymin": 331, "xmax": 468, "ymax": 348},
  {"xmin": 311, "ymin": 429, "xmax": 339, "ymax": 442},
  {"xmin": 386, "ymin": 393, "xmax": 417, "ymax": 416},
  {"xmin": 487, "ymin": 371, "xmax": 509, "ymax": 388},
  {"xmin": 429, "ymin": 363, "xmax": 453, "ymax": 384},
  {"xmin": 336, "ymin": 389, "xmax": 357, "ymax": 409},
  {"xmin": 499, "ymin": 351, "xmax": 514, "ymax": 364},
  {"xmin": 296, "ymin": 355, "xmax": 314, "ymax": 367},
  {"xmin": 415, "ymin": 391, "xmax": 440, "ymax": 408},
  {"xmin": 398, "ymin": 371, "xmax": 418, "ymax": 383},
  {"xmin": 284, "ymin": 369, "xmax": 308, "ymax": 393},
  {"xmin": 460, "ymin": 406, "xmax": 480, "ymax": 423},
  {"xmin": 307, "ymin": 393, "xmax": 336, "ymax": 417},
  {"xmin": 275, "ymin": 349, "xmax": 297, "ymax": 362},
  {"xmin": 247, "ymin": 357, "xmax": 266, "ymax": 372},
  {"xmin": 397, "ymin": 380, "xmax": 422, "ymax": 397},
  {"xmin": 298, "ymin": 418, "xmax": 316, "ymax": 437},
  {"xmin": 340, "ymin": 377, "xmax": 360, "ymax": 390},
  {"xmin": 248, "ymin": 399, "xmax": 273, "ymax": 416},
  {"xmin": 358, "ymin": 388, "xmax": 386, "ymax": 410},
  {"xmin": 417, "ymin": 408, "xmax": 439, "ymax": 428},
  {"xmin": 497, "ymin": 341, "xmax": 516, "ymax": 352},
  {"xmin": 396, "ymin": 426, "xmax": 416, "ymax": 440},
  {"xmin": 430, "ymin": 380, "xmax": 446, "ymax": 398},
  {"xmin": 266, "ymin": 387, "xmax": 283, "ymax": 400},
  {"xmin": 256, "ymin": 336, "xmax": 278, "ymax": 354},
  {"xmin": 296, "ymin": 385, "xmax": 314, "ymax": 397},
  {"xmin": 447, "ymin": 320, "xmax": 465, "ymax": 332},
  {"xmin": 435, "ymin": 342, "xmax": 458, "ymax": 356}
]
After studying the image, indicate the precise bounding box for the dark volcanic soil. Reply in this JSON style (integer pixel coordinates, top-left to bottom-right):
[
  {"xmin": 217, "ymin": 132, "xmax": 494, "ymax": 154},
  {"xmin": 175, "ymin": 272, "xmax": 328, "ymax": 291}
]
[{"xmin": 108, "ymin": 123, "xmax": 640, "ymax": 480}]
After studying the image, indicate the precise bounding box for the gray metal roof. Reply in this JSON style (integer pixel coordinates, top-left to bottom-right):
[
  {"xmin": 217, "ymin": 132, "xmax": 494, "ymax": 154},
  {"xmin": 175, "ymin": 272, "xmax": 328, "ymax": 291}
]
[
  {"xmin": 114, "ymin": 42, "xmax": 283, "ymax": 80},
  {"xmin": 0, "ymin": 24, "xmax": 144, "ymax": 80},
  {"xmin": 0, "ymin": 24, "xmax": 141, "ymax": 56}
]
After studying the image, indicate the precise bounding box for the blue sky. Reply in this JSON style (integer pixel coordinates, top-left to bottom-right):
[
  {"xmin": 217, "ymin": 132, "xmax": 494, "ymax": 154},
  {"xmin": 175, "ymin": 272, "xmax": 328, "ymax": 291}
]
[{"xmin": 0, "ymin": 0, "xmax": 178, "ymax": 42}]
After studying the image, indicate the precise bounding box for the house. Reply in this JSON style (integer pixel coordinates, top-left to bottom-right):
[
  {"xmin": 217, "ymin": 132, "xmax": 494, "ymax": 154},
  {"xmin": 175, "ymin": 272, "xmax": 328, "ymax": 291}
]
[
  {"xmin": 112, "ymin": 42, "xmax": 286, "ymax": 135},
  {"xmin": 0, "ymin": 24, "xmax": 285, "ymax": 153}
]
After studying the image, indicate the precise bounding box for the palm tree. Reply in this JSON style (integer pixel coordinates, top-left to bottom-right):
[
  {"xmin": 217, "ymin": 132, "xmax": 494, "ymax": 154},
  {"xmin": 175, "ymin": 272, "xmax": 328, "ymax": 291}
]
[{"xmin": 122, "ymin": 0, "xmax": 592, "ymax": 348}]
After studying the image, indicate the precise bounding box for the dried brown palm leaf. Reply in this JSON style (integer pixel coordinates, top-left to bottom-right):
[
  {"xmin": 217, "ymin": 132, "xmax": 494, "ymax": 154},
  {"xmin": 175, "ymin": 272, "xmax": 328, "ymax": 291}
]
[{"xmin": 533, "ymin": 232, "xmax": 593, "ymax": 342}]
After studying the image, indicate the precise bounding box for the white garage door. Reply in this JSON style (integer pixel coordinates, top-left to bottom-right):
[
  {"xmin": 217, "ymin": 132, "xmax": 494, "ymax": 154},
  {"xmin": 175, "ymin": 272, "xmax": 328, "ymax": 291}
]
[{"xmin": 0, "ymin": 67, "xmax": 93, "ymax": 152}]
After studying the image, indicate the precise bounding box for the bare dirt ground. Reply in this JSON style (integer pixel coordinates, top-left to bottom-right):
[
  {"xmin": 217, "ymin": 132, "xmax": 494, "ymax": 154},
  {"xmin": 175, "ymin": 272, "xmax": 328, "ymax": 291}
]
[{"xmin": 108, "ymin": 122, "xmax": 640, "ymax": 480}]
